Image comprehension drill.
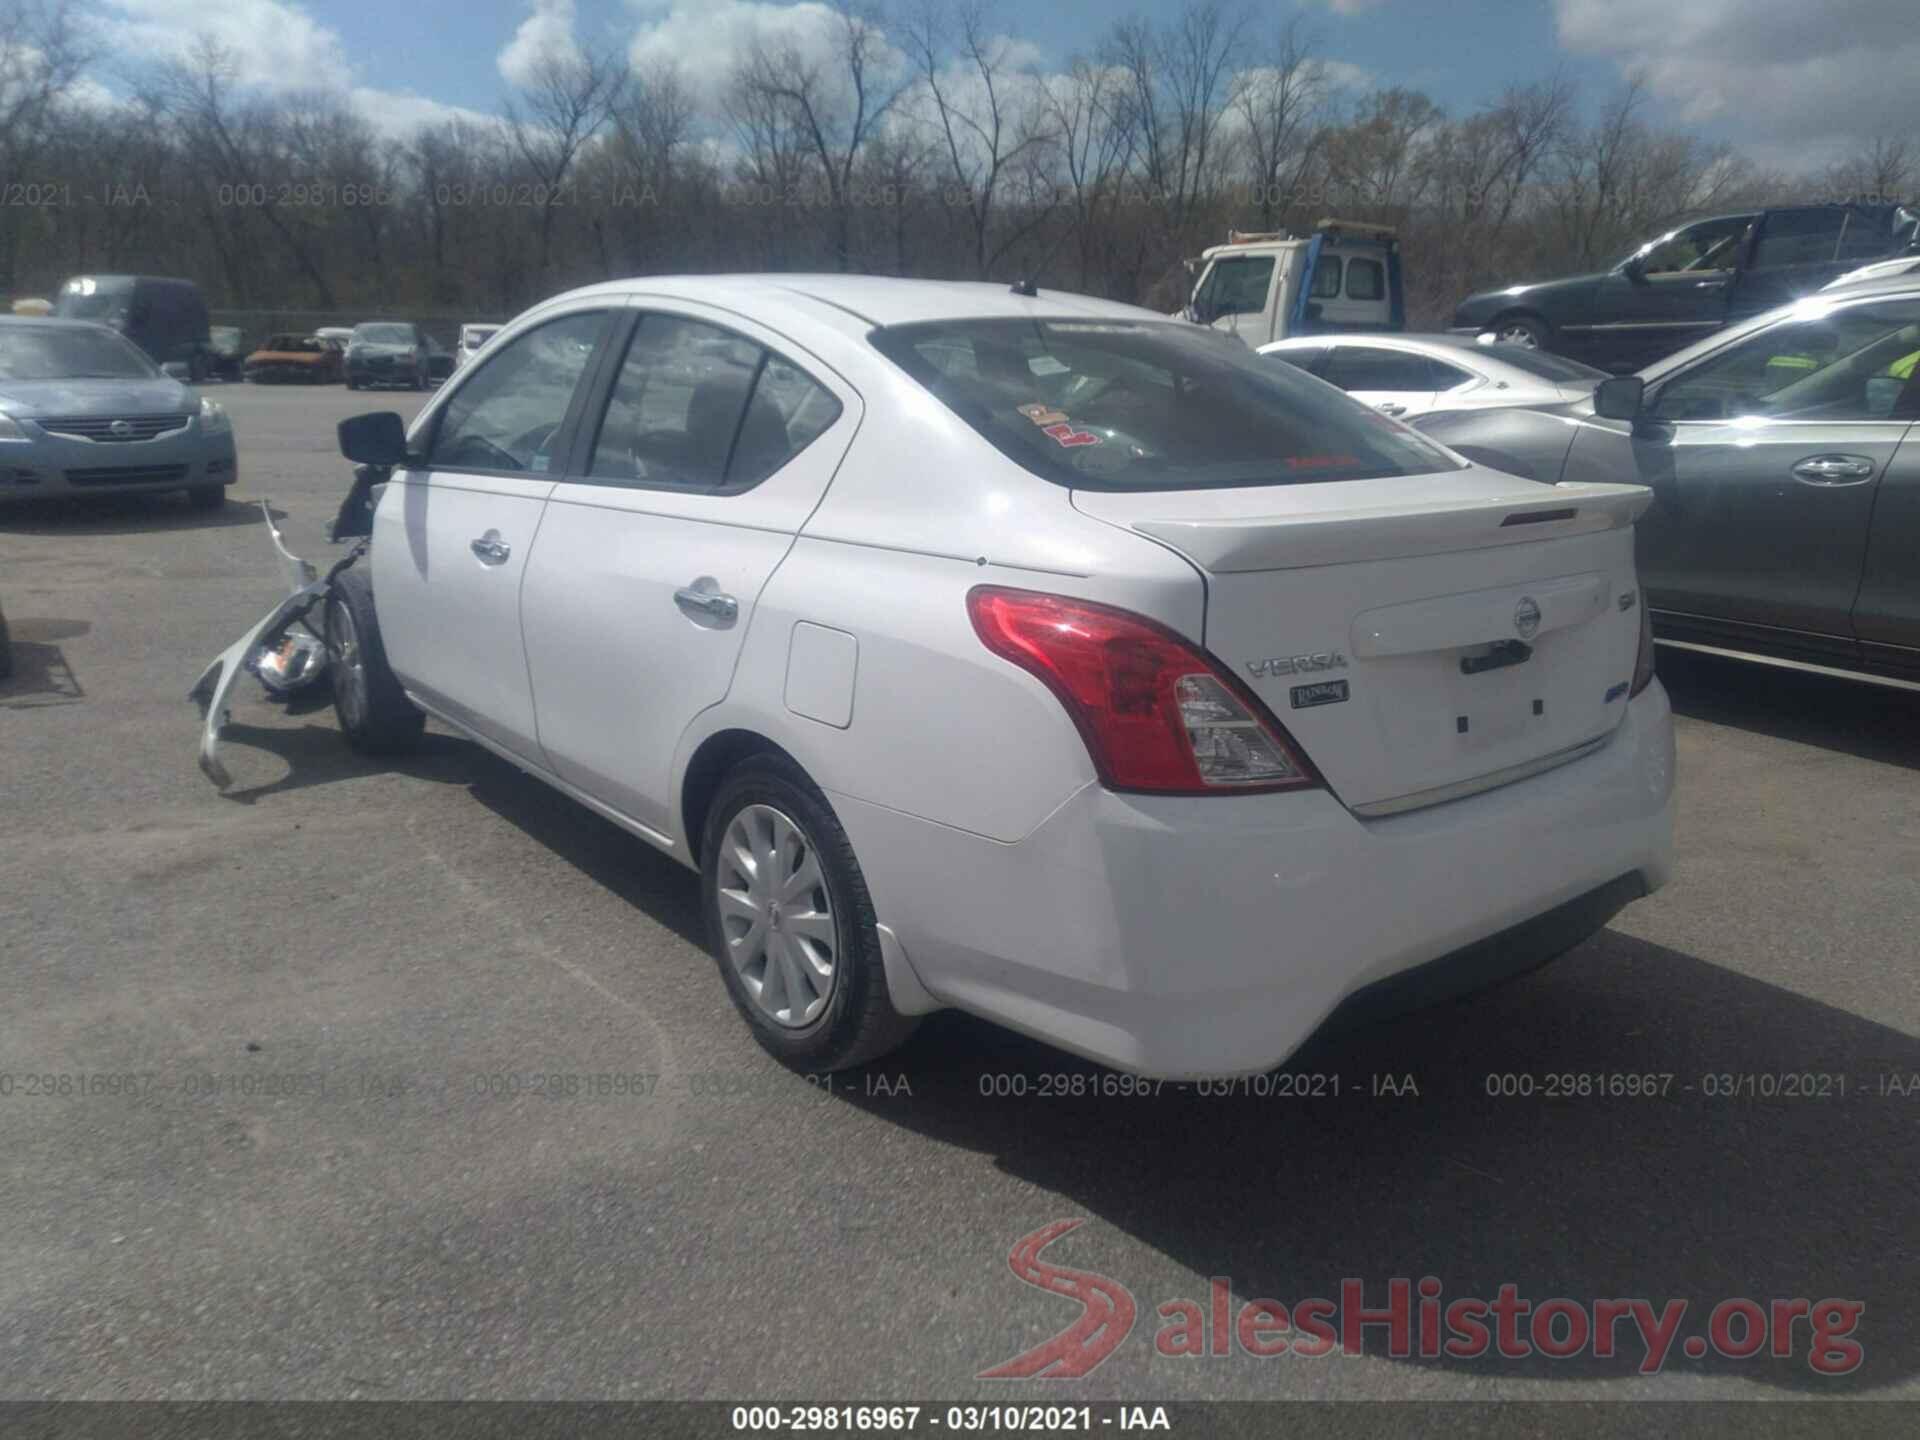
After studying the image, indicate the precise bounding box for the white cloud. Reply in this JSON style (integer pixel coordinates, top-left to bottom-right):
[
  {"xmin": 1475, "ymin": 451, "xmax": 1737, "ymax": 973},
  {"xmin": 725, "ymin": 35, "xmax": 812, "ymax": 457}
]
[
  {"xmin": 625, "ymin": 0, "xmax": 907, "ymax": 114},
  {"xmin": 96, "ymin": 0, "xmax": 352, "ymax": 91},
  {"xmin": 498, "ymin": 0, "xmax": 584, "ymax": 89},
  {"xmin": 1554, "ymin": 0, "xmax": 1920, "ymax": 170},
  {"xmin": 349, "ymin": 88, "xmax": 500, "ymax": 139}
]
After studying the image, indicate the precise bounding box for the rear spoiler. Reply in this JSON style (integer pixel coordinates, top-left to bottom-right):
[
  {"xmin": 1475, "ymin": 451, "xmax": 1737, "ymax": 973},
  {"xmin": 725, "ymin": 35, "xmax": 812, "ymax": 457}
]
[{"xmin": 1128, "ymin": 483, "xmax": 1653, "ymax": 573}]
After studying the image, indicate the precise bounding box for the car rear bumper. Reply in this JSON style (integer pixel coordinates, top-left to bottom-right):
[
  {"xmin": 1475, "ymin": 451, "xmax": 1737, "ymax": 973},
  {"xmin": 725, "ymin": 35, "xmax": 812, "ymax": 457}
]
[{"xmin": 835, "ymin": 681, "xmax": 1676, "ymax": 1078}]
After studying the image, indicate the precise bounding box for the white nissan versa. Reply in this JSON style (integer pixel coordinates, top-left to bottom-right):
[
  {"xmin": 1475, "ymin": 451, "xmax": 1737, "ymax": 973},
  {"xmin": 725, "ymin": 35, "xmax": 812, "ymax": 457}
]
[{"xmin": 211, "ymin": 276, "xmax": 1677, "ymax": 1079}]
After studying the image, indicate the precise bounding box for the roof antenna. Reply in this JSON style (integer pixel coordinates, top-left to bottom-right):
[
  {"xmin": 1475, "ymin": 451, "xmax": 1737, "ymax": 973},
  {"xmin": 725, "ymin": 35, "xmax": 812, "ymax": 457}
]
[{"xmin": 1009, "ymin": 278, "xmax": 1038, "ymax": 298}]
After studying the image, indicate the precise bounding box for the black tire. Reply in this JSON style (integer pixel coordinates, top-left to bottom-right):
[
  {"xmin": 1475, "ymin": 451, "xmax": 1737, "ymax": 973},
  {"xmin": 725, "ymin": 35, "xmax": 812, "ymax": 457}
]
[
  {"xmin": 324, "ymin": 565, "xmax": 425, "ymax": 755},
  {"xmin": 185, "ymin": 483, "xmax": 225, "ymax": 509},
  {"xmin": 701, "ymin": 754, "xmax": 918, "ymax": 1072},
  {"xmin": 1490, "ymin": 312, "xmax": 1551, "ymax": 350}
]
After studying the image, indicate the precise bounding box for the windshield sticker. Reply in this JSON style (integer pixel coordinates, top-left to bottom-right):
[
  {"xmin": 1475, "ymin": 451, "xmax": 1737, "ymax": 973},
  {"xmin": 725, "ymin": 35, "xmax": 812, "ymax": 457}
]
[
  {"xmin": 1017, "ymin": 402, "xmax": 1069, "ymax": 426},
  {"xmin": 1042, "ymin": 422, "xmax": 1101, "ymax": 448},
  {"xmin": 1285, "ymin": 453, "xmax": 1361, "ymax": 471},
  {"xmin": 1027, "ymin": 355, "xmax": 1070, "ymax": 376}
]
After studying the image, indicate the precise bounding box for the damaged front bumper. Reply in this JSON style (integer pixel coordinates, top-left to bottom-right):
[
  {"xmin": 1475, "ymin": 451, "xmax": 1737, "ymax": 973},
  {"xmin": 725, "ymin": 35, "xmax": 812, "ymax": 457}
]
[{"xmin": 188, "ymin": 501, "xmax": 336, "ymax": 789}]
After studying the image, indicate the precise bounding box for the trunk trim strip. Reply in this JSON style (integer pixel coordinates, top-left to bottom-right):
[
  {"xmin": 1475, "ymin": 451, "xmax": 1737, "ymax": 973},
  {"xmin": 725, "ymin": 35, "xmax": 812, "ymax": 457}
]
[{"xmin": 1350, "ymin": 730, "xmax": 1614, "ymax": 819}]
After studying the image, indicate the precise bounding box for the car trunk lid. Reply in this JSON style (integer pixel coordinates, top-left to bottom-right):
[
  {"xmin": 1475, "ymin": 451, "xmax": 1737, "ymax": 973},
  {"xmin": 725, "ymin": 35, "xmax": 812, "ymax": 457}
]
[{"xmin": 1073, "ymin": 470, "xmax": 1652, "ymax": 815}]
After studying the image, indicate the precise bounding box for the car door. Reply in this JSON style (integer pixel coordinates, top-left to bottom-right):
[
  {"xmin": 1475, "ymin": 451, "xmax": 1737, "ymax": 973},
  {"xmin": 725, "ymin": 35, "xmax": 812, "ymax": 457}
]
[
  {"xmin": 1596, "ymin": 215, "xmax": 1752, "ymax": 369},
  {"xmin": 519, "ymin": 302, "xmax": 859, "ymax": 839},
  {"xmin": 371, "ymin": 304, "xmax": 613, "ymax": 759},
  {"xmin": 1320, "ymin": 344, "xmax": 1438, "ymax": 418},
  {"xmin": 1572, "ymin": 293, "xmax": 1920, "ymax": 650}
]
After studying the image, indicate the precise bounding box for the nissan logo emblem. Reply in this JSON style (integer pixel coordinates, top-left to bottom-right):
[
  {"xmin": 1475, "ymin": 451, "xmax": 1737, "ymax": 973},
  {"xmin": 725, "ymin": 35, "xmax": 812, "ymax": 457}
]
[
  {"xmin": 109, "ymin": 419, "xmax": 133, "ymax": 438},
  {"xmin": 1514, "ymin": 596, "xmax": 1542, "ymax": 641}
]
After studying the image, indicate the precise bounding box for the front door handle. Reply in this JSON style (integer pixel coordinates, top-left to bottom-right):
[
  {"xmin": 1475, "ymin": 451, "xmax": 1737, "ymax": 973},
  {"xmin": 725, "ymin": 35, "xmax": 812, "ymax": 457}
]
[
  {"xmin": 674, "ymin": 584, "xmax": 738, "ymax": 625},
  {"xmin": 470, "ymin": 533, "xmax": 511, "ymax": 564},
  {"xmin": 1791, "ymin": 454, "xmax": 1876, "ymax": 486},
  {"xmin": 1377, "ymin": 402, "xmax": 1408, "ymax": 417}
]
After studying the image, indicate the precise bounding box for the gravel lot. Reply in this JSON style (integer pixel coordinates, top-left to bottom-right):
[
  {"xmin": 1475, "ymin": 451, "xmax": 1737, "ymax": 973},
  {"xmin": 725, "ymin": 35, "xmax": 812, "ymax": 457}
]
[{"xmin": 2, "ymin": 381, "xmax": 1917, "ymax": 1406}]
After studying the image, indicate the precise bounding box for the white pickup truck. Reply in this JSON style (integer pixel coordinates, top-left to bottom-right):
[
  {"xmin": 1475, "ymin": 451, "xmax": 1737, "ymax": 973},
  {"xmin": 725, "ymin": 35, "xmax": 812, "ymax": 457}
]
[{"xmin": 1181, "ymin": 219, "xmax": 1404, "ymax": 347}]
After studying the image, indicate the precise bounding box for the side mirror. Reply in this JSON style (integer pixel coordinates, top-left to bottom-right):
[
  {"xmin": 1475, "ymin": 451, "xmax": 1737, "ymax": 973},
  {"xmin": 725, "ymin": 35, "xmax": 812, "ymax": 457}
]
[
  {"xmin": 1620, "ymin": 256, "xmax": 1647, "ymax": 285},
  {"xmin": 1593, "ymin": 374, "xmax": 1646, "ymax": 421},
  {"xmin": 338, "ymin": 411, "xmax": 410, "ymax": 467},
  {"xmin": 160, "ymin": 361, "xmax": 191, "ymax": 381}
]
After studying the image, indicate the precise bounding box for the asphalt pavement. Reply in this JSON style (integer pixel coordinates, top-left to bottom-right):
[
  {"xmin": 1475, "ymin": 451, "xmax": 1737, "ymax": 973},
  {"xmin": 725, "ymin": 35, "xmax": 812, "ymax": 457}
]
[{"xmin": 2, "ymin": 381, "xmax": 1917, "ymax": 1407}]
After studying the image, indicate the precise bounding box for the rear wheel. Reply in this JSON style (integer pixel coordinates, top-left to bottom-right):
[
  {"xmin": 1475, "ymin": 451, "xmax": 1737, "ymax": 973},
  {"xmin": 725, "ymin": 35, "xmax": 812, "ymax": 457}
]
[
  {"xmin": 325, "ymin": 566, "xmax": 424, "ymax": 754},
  {"xmin": 701, "ymin": 755, "xmax": 917, "ymax": 1072}
]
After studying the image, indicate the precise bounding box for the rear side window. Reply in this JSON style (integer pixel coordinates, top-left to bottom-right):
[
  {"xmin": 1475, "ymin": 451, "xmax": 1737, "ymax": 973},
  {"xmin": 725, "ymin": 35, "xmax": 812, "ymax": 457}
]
[
  {"xmin": 1751, "ymin": 211, "xmax": 1846, "ymax": 269},
  {"xmin": 587, "ymin": 314, "xmax": 841, "ymax": 490},
  {"xmin": 1323, "ymin": 346, "xmax": 1434, "ymax": 392},
  {"xmin": 1265, "ymin": 346, "xmax": 1326, "ymax": 374},
  {"xmin": 869, "ymin": 318, "xmax": 1462, "ymax": 491},
  {"xmin": 1481, "ymin": 345, "xmax": 1608, "ymax": 382},
  {"xmin": 1345, "ymin": 258, "xmax": 1384, "ymax": 300}
]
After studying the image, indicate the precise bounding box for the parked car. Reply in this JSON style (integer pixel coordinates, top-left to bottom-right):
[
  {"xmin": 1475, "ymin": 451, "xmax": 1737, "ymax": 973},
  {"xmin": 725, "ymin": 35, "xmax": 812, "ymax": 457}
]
[
  {"xmin": 1180, "ymin": 219, "xmax": 1404, "ymax": 347},
  {"xmin": 1260, "ymin": 332, "xmax": 1608, "ymax": 420},
  {"xmin": 197, "ymin": 276, "xmax": 1673, "ymax": 1078},
  {"xmin": 424, "ymin": 335, "xmax": 455, "ymax": 384},
  {"xmin": 457, "ymin": 322, "xmax": 500, "ymax": 368},
  {"xmin": 314, "ymin": 326, "xmax": 356, "ymax": 349},
  {"xmin": 1417, "ymin": 278, "xmax": 1920, "ymax": 690},
  {"xmin": 244, "ymin": 333, "xmax": 343, "ymax": 384},
  {"xmin": 344, "ymin": 321, "xmax": 430, "ymax": 390},
  {"xmin": 51, "ymin": 275, "xmax": 213, "ymax": 380},
  {"xmin": 206, "ymin": 326, "xmax": 248, "ymax": 381},
  {"xmin": 1450, "ymin": 203, "xmax": 1919, "ymax": 372},
  {"xmin": 0, "ymin": 317, "xmax": 236, "ymax": 507}
]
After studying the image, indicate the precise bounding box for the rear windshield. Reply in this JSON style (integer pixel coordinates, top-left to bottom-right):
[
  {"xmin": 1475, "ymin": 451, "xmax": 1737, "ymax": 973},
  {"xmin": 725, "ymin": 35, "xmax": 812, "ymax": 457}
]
[
  {"xmin": 0, "ymin": 326, "xmax": 154, "ymax": 380},
  {"xmin": 354, "ymin": 323, "xmax": 413, "ymax": 344},
  {"xmin": 53, "ymin": 278, "xmax": 133, "ymax": 322},
  {"xmin": 868, "ymin": 318, "xmax": 1462, "ymax": 490},
  {"xmin": 1482, "ymin": 344, "xmax": 1608, "ymax": 382}
]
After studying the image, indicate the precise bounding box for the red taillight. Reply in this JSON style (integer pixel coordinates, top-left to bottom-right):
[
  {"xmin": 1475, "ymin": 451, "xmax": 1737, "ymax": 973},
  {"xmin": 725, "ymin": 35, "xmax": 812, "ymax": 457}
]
[
  {"xmin": 1629, "ymin": 590, "xmax": 1655, "ymax": 697},
  {"xmin": 966, "ymin": 586, "xmax": 1320, "ymax": 795}
]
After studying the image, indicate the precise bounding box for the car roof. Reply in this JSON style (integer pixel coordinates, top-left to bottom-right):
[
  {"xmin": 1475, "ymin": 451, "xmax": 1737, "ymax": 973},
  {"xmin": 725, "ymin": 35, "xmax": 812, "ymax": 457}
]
[
  {"xmin": 539, "ymin": 274, "xmax": 1164, "ymax": 333},
  {"xmin": 0, "ymin": 315, "xmax": 118, "ymax": 331}
]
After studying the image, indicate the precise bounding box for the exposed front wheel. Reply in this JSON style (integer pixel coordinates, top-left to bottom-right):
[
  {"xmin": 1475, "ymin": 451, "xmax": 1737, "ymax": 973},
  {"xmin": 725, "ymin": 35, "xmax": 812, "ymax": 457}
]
[
  {"xmin": 325, "ymin": 566, "xmax": 424, "ymax": 755},
  {"xmin": 702, "ymin": 755, "xmax": 918, "ymax": 1072},
  {"xmin": 1491, "ymin": 313, "xmax": 1550, "ymax": 349}
]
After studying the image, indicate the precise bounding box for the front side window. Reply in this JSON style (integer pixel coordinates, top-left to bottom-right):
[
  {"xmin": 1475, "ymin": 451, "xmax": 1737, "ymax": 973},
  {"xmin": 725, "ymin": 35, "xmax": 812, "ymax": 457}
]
[
  {"xmin": 1201, "ymin": 256, "xmax": 1275, "ymax": 319},
  {"xmin": 869, "ymin": 318, "xmax": 1462, "ymax": 491},
  {"xmin": 428, "ymin": 311, "xmax": 605, "ymax": 473},
  {"xmin": 1650, "ymin": 298, "xmax": 1920, "ymax": 422},
  {"xmin": 587, "ymin": 314, "xmax": 841, "ymax": 490},
  {"xmin": 1632, "ymin": 216, "xmax": 1752, "ymax": 275}
]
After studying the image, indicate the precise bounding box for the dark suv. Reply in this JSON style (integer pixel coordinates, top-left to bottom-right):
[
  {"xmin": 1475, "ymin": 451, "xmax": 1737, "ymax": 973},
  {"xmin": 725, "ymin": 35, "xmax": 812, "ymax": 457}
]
[{"xmin": 1451, "ymin": 203, "xmax": 1919, "ymax": 372}]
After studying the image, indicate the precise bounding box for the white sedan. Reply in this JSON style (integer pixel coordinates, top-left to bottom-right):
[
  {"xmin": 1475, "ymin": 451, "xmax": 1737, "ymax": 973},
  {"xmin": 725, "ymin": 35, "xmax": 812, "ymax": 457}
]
[
  {"xmin": 1259, "ymin": 332, "xmax": 1610, "ymax": 420},
  {"xmin": 204, "ymin": 276, "xmax": 1675, "ymax": 1079}
]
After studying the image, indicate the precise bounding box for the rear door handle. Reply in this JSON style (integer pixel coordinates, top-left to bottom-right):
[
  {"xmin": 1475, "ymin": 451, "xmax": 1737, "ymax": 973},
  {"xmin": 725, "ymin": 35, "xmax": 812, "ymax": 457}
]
[
  {"xmin": 1791, "ymin": 454, "xmax": 1876, "ymax": 486},
  {"xmin": 674, "ymin": 584, "xmax": 738, "ymax": 625},
  {"xmin": 469, "ymin": 533, "xmax": 511, "ymax": 564}
]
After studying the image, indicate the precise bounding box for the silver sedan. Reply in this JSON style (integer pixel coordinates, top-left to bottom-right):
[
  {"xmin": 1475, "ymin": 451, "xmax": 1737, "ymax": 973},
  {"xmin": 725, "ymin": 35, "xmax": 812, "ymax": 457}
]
[{"xmin": 1258, "ymin": 331, "xmax": 1608, "ymax": 420}]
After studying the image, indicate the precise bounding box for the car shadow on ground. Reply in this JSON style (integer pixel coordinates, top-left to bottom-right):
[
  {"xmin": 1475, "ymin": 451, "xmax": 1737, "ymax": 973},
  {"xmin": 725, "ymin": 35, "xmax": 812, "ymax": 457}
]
[
  {"xmin": 1657, "ymin": 648, "xmax": 1920, "ymax": 771},
  {"xmin": 831, "ymin": 931, "xmax": 1919, "ymax": 1393},
  {"xmin": 0, "ymin": 617, "xmax": 88, "ymax": 707},
  {"xmin": 0, "ymin": 494, "xmax": 276, "ymax": 536}
]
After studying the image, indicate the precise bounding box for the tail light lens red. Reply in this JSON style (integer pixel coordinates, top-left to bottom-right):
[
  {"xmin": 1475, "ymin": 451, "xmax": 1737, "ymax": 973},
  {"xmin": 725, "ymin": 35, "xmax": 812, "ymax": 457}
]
[
  {"xmin": 1630, "ymin": 590, "xmax": 1655, "ymax": 697},
  {"xmin": 966, "ymin": 586, "xmax": 1320, "ymax": 795}
]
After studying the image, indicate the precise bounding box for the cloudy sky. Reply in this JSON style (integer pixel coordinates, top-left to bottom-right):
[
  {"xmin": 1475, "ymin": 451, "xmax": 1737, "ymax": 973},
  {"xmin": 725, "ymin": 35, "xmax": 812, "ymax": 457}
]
[{"xmin": 88, "ymin": 0, "xmax": 1916, "ymax": 170}]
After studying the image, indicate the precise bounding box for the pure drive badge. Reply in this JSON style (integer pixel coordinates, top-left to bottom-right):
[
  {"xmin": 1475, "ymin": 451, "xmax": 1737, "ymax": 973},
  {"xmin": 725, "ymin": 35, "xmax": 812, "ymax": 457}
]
[
  {"xmin": 1290, "ymin": 679, "xmax": 1351, "ymax": 710},
  {"xmin": 1247, "ymin": 651, "xmax": 1347, "ymax": 678}
]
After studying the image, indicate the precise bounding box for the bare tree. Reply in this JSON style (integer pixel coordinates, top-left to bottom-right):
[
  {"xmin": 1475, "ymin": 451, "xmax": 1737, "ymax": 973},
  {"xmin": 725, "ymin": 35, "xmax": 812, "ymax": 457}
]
[
  {"xmin": 1227, "ymin": 16, "xmax": 1326, "ymax": 230},
  {"xmin": 1044, "ymin": 58, "xmax": 1139, "ymax": 292},
  {"xmin": 731, "ymin": 3, "xmax": 911, "ymax": 271},
  {"xmin": 505, "ymin": 44, "xmax": 628, "ymax": 284}
]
